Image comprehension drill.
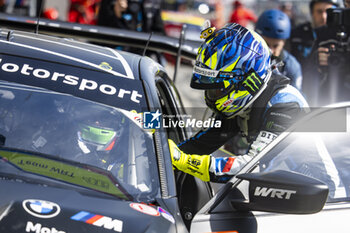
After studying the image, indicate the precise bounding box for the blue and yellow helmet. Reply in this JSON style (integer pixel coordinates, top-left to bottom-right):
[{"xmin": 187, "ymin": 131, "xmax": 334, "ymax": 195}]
[{"xmin": 191, "ymin": 23, "xmax": 271, "ymax": 118}]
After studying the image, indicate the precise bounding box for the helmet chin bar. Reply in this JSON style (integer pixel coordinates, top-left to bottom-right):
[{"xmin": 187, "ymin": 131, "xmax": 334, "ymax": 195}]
[
  {"xmin": 227, "ymin": 70, "xmax": 272, "ymax": 119},
  {"xmin": 205, "ymin": 70, "xmax": 272, "ymax": 119}
]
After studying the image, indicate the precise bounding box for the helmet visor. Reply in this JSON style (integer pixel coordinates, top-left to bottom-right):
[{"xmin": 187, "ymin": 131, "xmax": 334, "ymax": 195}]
[
  {"xmin": 205, "ymin": 84, "xmax": 235, "ymax": 101},
  {"xmin": 80, "ymin": 124, "xmax": 117, "ymax": 145}
]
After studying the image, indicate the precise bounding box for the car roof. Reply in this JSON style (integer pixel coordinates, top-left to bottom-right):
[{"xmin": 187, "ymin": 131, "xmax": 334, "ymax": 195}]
[
  {"xmin": 0, "ymin": 29, "xmax": 148, "ymax": 111},
  {"xmin": 0, "ymin": 29, "xmax": 139, "ymax": 80}
]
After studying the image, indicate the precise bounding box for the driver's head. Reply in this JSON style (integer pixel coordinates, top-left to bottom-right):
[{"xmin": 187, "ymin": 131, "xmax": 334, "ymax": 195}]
[
  {"xmin": 77, "ymin": 105, "xmax": 124, "ymax": 154},
  {"xmin": 191, "ymin": 23, "xmax": 271, "ymax": 119},
  {"xmin": 78, "ymin": 122, "xmax": 122, "ymax": 151}
]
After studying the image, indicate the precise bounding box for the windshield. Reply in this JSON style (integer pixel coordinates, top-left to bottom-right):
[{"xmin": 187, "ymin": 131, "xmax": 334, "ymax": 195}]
[{"xmin": 0, "ymin": 82, "xmax": 160, "ymax": 201}]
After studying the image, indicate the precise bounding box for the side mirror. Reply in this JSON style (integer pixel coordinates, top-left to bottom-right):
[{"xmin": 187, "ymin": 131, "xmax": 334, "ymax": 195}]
[{"xmin": 231, "ymin": 170, "xmax": 329, "ymax": 214}]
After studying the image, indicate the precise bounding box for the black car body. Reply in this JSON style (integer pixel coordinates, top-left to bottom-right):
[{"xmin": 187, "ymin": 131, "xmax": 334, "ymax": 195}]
[
  {"xmin": 0, "ymin": 14, "xmax": 336, "ymax": 233},
  {"xmin": 0, "ymin": 28, "xmax": 195, "ymax": 233}
]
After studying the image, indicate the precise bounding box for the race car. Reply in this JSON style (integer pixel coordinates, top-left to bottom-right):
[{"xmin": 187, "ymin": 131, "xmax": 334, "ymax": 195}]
[
  {"xmin": 0, "ymin": 26, "xmax": 200, "ymax": 233},
  {"xmin": 0, "ymin": 14, "xmax": 337, "ymax": 233}
]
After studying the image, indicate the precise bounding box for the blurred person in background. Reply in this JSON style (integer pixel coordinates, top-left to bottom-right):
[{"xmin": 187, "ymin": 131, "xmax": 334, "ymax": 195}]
[
  {"xmin": 280, "ymin": 2, "xmax": 296, "ymax": 28},
  {"xmin": 289, "ymin": 0, "xmax": 338, "ymax": 65},
  {"xmin": 288, "ymin": 0, "xmax": 339, "ymax": 106},
  {"xmin": 213, "ymin": 1, "xmax": 225, "ymax": 29},
  {"xmin": 0, "ymin": 0, "xmax": 6, "ymax": 12},
  {"xmin": 315, "ymin": 0, "xmax": 349, "ymax": 67},
  {"xmin": 97, "ymin": 0, "xmax": 129, "ymax": 29},
  {"xmin": 68, "ymin": 0, "xmax": 100, "ymax": 25},
  {"xmin": 97, "ymin": 0, "xmax": 164, "ymax": 33},
  {"xmin": 229, "ymin": 0, "xmax": 257, "ymax": 28},
  {"xmin": 256, "ymin": 9, "xmax": 303, "ymax": 91},
  {"xmin": 310, "ymin": 0, "xmax": 350, "ymax": 105},
  {"xmin": 345, "ymin": 0, "xmax": 350, "ymax": 7},
  {"xmin": 3, "ymin": 0, "xmax": 41, "ymax": 16},
  {"xmin": 97, "ymin": 0, "xmax": 165, "ymax": 65}
]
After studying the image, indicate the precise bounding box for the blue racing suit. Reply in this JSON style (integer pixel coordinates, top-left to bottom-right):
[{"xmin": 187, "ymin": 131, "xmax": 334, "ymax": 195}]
[
  {"xmin": 178, "ymin": 73, "xmax": 309, "ymax": 182},
  {"xmin": 275, "ymin": 50, "xmax": 303, "ymax": 91}
]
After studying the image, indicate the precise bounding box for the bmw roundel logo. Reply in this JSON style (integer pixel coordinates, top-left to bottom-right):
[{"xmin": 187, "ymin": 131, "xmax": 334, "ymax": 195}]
[{"xmin": 22, "ymin": 199, "xmax": 61, "ymax": 218}]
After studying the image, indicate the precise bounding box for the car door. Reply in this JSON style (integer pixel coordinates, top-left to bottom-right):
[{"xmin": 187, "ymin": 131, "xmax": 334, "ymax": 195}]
[
  {"xmin": 251, "ymin": 105, "xmax": 350, "ymax": 233},
  {"xmin": 190, "ymin": 104, "xmax": 350, "ymax": 233},
  {"xmin": 155, "ymin": 72, "xmax": 214, "ymax": 230}
]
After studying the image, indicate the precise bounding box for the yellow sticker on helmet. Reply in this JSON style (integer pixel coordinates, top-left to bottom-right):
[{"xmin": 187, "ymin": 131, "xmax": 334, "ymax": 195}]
[
  {"xmin": 223, "ymin": 80, "xmax": 231, "ymax": 88},
  {"xmin": 200, "ymin": 27, "xmax": 216, "ymax": 39}
]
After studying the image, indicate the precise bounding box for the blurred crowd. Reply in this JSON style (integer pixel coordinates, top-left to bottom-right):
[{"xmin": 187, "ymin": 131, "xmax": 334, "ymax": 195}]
[{"xmin": 1, "ymin": 0, "xmax": 349, "ymax": 107}]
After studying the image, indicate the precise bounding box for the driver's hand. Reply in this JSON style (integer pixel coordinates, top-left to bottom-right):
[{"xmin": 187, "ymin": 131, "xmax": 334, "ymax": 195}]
[{"xmin": 168, "ymin": 139, "xmax": 211, "ymax": 182}]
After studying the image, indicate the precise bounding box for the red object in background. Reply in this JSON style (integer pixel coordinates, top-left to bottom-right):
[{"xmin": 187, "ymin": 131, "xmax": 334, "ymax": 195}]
[
  {"xmin": 68, "ymin": 0, "xmax": 100, "ymax": 25},
  {"xmin": 42, "ymin": 8, "xmax": 59, "ymax": 20},
  {"xmin": 229, "ymin": 1, "xmax": 257, "ymax": 27}
]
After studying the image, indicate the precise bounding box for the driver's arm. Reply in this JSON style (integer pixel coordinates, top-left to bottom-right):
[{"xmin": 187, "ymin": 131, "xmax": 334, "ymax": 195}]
[{"xmin": 169, "ymin": 90, "xmax": 308, "ymax": 183}]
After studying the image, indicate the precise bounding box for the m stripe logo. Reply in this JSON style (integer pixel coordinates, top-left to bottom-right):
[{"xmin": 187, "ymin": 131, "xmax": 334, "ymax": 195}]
[{"xmin": 71, "ymin": 211, "xmax": 123, "ymax": 232}]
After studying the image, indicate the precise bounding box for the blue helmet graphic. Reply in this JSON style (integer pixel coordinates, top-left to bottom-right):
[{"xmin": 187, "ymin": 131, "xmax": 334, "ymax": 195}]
[{"xmin": 191, "ymin": 23, "xmax": 271, "ymax": 118}]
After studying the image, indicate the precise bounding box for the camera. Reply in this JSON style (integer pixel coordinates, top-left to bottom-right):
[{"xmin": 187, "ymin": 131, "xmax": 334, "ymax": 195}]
[
  {"xmin": 320, "ymin": 8, "xmax": 350, "ymax": 66},
  {"xmin": 325, "ymin": 8, "xmax": 350, "ymax": 56},
  {"xmin": 326, "ymin": 8, "xmax": 350, "ymax": 33},
  {"xmin": 316, "ymin": 8, "xmax": 350, "ymax": 104}
]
